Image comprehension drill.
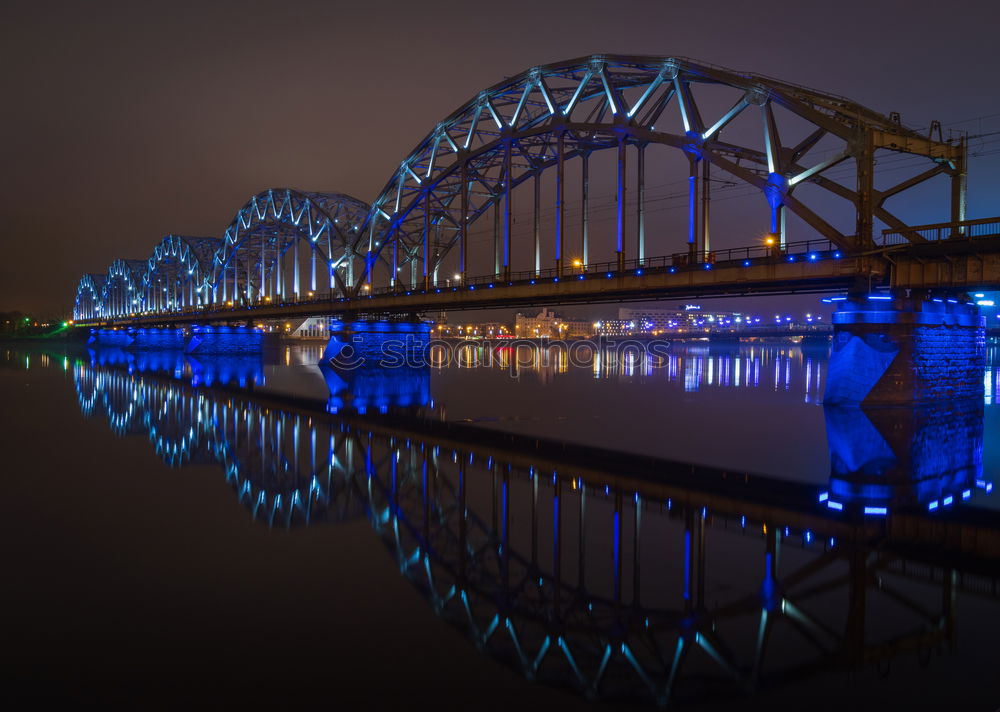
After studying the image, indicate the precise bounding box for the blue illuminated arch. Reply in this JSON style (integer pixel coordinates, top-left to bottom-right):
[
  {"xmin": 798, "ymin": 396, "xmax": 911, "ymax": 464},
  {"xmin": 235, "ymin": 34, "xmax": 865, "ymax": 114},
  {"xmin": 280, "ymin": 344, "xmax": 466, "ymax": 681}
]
[
  {"xmin": 74, "ymin": 273, "xmax": 106, "ymax": 320},
  {"xmin": 101, "ymin": 259, "xmax": 147, "ymax": 317},
  {"xmin": 211, "ymin": 188, "xmax": 372, "ymax": 304},
  {"xmin": 142, "ymin": 235, "xmax": 221, "ymax": 313}
]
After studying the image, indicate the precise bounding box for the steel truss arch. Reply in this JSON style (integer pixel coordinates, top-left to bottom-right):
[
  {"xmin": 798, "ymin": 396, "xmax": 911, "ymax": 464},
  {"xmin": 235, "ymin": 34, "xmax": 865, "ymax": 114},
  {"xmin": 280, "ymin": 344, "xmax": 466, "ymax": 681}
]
[
  {"xmin": 74, "ymin": 273, "xmax": 106, "ymax": 321},
  {"xmin": 101, "ymin": 259, "xmax": 147, "ymax": 318},
  {"xmin": 142, "ymin": 235, "xmax": 222, "ymax": 314},
  {"xmin": 210, "ymin": 188, "xmax": 373, "ymax": 304},
  {"xmin": 73, "ymin": 54, "xmax": 967, "ymax": 319},
  {"xmin": 358, "ymin": 54, "xmax": 965, "ymax": 289}
]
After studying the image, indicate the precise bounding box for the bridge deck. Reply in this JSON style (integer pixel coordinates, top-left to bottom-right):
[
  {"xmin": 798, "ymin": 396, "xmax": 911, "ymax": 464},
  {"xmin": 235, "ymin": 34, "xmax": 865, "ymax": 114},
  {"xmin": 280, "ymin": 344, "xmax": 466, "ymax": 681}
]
[
  {"xmin": 83, "ymin": 249, "xmax": 880, "ymax": 326},
  {"xmin": 78, "ymin": 228, "xmax": 1000, "ymax": 328}
]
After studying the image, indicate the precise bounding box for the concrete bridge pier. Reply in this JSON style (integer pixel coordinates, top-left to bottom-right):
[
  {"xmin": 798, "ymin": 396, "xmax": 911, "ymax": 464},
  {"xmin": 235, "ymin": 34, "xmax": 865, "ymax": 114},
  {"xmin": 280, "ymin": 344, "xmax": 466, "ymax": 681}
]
[
  {"xmin": 89, "ymin": 328, "xmax": 135, "ymax": 348},
  {"xmin": 90, "ymin": 327, "xmax": 187, "ymax": 350},
  {"xmin": 824, "ymin": 294, "xmax": 985, "ymax": 406},
  {"xmin": 129, "ymin": 327, "xmax": 186, "ymax": 350},
  {"xmin": 321, "ymin": 319, "xmax": 430, "ymax": 369},
  {"xmin": 184, "ymin": 325, "xmax": 265, "ymax": 355}
]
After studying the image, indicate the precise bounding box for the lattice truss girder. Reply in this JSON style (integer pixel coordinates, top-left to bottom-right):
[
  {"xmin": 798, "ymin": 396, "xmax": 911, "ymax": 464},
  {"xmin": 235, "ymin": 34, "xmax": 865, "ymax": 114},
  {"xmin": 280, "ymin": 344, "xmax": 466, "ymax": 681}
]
[
  {"xmin": 100, "ymin": 258, "xmax": 147, "ymax": 317},
  {"xmin": 361, "ymin": 54, "xmax": 965, "ymax": 286},
  {"xmin": 142, "ymin": 235, "xmax": 222, "ymax": 309},
  {"xmin": 76, "ymin": 55, "xmax": 966, "ymax": 316},
  {"xmin": 73, "ymin": 273, "xmax": 106, "ymax": 320},
  {"xmin": 212, "ymin": 189, "xmax": 374, "ymax": 301}
]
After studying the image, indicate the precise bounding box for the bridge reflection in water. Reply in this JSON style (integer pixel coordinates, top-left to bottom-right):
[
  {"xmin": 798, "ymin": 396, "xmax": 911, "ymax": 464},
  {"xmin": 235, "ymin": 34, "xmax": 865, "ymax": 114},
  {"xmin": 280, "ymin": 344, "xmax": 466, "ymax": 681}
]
[
  {"xmin": 432, "ymin": 340, "xmax": 829, "ymax": 399},
  {"xmin": 71, "ymin": 350, "xmax": 998, "ymax": 705}
]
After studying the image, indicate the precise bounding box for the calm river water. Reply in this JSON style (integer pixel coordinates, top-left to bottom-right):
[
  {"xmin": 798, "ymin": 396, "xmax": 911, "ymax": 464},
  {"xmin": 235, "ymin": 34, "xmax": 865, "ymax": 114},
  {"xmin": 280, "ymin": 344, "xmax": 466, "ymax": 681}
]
[{"xmin": 1, "ymin": 340, "xmax": 997, "ymax": 709}]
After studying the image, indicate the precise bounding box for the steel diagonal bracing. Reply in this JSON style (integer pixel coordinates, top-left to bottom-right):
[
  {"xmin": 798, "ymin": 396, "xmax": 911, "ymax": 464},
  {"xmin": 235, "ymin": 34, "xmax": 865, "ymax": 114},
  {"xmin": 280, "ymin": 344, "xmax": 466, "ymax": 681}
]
[
  {"xmin": 211, "ymin": 189, "xmax": 372, "ymax": 305},
  {"xmin": 73, "ymin": 273, "xmax": 106, "ymax": 320},
  {"xmin": 142, "ymin": 235, "xmax": 222, "ymax": 313},
  {"xmin": 76, "ymin": 54, "xmax": 967, "ymax": 320},
  {"xmin": 356, "ymin": 54, "xmax": 964, "ymax": 294}
]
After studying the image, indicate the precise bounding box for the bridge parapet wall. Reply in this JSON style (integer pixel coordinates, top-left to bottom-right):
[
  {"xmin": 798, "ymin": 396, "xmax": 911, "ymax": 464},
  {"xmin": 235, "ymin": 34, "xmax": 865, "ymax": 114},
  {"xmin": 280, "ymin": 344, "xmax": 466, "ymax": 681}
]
[
  {"xmin": 825, "ymin": 297, "xmax": 985, "ymax": 405},
  {"xmin": 322, "ymin": 320, "xmax": 430, "ymax": 368},
  {"xmin": 185, "ymin": 325, "xmax": 265, "ymax": 355},
  {"xmin": 128, "ymin": 327, "xmax": 186, "ymax": 350},
  {"xmin": 89, "ymin": 329, "xmax": 134, "ymax": 348}
]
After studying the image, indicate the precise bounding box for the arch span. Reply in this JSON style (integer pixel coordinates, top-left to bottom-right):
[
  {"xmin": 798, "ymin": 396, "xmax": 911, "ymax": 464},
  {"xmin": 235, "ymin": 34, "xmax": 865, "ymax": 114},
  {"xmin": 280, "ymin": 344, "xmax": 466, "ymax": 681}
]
[
  {"xmin": 211, "ymin": 189, "xmax": 372, "ymax": 304},
  {"xmin": 73, "ymin": 55, "xmax": 965, "ymax": 319},
  {"xmin": 357, "ymin": 54, "xmax": 963, "ymax": 288},
  {"xmin": 101, "ymin": 259, "xmax": 147, "ymax": 318},
  {"xmin": 142, "ymin": 235, "xmax": 221, "ymax": 314},
  {"xmin": 74, "ymin": 273, "xmax": 106, "ymax": 321}
]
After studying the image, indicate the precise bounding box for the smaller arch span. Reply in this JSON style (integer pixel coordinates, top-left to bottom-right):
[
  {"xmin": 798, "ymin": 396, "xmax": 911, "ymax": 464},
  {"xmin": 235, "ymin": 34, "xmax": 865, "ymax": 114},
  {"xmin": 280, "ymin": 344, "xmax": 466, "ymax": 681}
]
[
  {"xmin": 142, "ymin": 235, "xmax": 221, "ymax": 314},
  {"xmin": 101, "ymin": 259, "xmax": 147, "ymax": 318},
  {"xmin": 211, "ymin": 188, "xmax": 374, "ymax": 305},
  {"xmin": 74, "ymin": 273, "xmax": 106, "ymax": 321}
]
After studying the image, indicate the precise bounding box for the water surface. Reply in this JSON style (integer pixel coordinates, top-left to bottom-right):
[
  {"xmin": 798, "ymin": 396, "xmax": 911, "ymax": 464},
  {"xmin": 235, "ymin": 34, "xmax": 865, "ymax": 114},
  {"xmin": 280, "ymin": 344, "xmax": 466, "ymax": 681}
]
[{"xmin": 1, "ymin": 342, "xmax": 998, "ymax": 709}]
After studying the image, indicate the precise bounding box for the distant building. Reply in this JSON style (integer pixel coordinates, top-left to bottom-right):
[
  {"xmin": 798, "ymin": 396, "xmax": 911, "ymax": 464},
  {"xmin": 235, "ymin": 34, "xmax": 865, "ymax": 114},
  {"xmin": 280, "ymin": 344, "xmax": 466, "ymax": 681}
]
[
  {"xmin": 290, "ymin": 317, "xmax": 330, "ymax": 339},
  {"xmin": 563, "ymin": 320, "xmax": 593, "ymax": 339},
  {"xmin": 434, "ymin": 320, "xmax": 512, "ymax": 338},
  {"xmin": 617, "ymin": 306, "xmax": 745, "ymax": 334},
  {"xmin": 515, "ymin": 309, "xmax": 593, "ymax": 339},
  {"xmin": 515, "ymin": 308, "xmax": 558, "ymax": 338},
  {"xmin": 594, "ymin": 319, "xmax": 633, "ymax": 337}
]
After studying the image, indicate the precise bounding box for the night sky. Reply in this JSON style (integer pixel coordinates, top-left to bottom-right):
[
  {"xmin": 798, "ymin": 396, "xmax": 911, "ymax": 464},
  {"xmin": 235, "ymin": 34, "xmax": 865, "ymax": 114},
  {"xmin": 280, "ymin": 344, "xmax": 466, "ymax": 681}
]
[{"xmin": 2, "ymin": 0, "xmax": 998, "ymax": 316}]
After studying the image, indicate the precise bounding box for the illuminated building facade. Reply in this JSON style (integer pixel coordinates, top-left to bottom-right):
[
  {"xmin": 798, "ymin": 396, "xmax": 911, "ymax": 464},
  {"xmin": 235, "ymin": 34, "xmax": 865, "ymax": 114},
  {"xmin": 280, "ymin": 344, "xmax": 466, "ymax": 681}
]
[{"xmin": 515, "ymin": 309, "xmax": 592, "ymax": 339}]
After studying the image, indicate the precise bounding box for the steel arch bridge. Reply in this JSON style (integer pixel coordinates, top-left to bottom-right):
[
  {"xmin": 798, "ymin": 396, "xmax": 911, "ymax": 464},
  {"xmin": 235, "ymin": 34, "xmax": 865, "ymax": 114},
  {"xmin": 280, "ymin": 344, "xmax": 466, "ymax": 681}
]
[{"xmin": 75, "ymin": 54, "xmax": 975, "ymax": 322}]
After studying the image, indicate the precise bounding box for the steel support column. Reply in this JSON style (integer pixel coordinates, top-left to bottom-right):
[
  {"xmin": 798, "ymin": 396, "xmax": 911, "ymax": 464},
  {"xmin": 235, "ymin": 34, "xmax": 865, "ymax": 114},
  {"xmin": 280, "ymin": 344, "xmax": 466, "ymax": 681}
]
[
  {"xmin": 555, "ymin": 131, "xmax": 565, "ymax": 277},
  {"xmin": 581, "ymin": 151, "xmax": 590, "ymax": 267},
  {"xmin": 637, "ymin": 144, "xmax": 645, "ymax": 265},
  {"xmin": 503, "ymin": 138, "xmax": 512, "ymax": 280},
  {"xmin": 310, "ymin": 244, "xmax": 317, "ymax": 293},
  {"xmin": 951, "ymin": 137, "xmax": 968, "ymax": 236},
  {"xmin": 688, "ymin": 155, "xmax": 700, "ymax": 259},
  {"xmin": 616, "ymin": 134, "xmax": 626, "ymax": 271},
  {"xmin": 391, "ymin": 237, "xmax": 398, "ymax": 291},
  {"xmin": 533, "ymin": 171, "xmax": 540, "ymax": 276},
  {"xmin": 293, "ymin": 238, "xmax": 300, "ymax": 297},
  {"xmin": 423, "ymin": 194, "xmax": 430, "ymax": 290},
  {"xmin": 460, "ymin": 159, "xmax": 468, "ymax": 281},
  {"xmin": 856, "ymin": 131, "xmax": 875, "ymax": 250},
  {"xmin": 701, "ymin": 157, "xmax": 711, "ymax": 255},
  {"xmin": 493, "ymin": 196, "xmax": 500, "ymax": 278}
]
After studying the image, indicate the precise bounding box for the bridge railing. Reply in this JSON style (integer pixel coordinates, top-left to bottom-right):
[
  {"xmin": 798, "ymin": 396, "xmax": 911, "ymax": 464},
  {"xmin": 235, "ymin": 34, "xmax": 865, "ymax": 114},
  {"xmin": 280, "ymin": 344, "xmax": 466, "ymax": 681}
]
[
  {"xmin": 444, "ymin": 238, "xmax": 841, "ymax": 292},
  {"xmin": 880, "ymin": 217, "xmax": 1000, "ymax": 246},
  {"xmin": 84, "ymin": 238, "xmax": 845, "ymax": 322}
]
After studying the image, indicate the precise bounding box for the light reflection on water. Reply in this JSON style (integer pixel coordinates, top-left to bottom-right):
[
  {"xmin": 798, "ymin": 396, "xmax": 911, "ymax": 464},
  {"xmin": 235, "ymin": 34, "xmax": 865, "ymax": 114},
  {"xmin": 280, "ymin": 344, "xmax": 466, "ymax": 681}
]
[
  {"xmin": 429, "ymin": 342, "xmax": 827, "ymax": 401},
  {"xmin": 3, "ymin": 343, "xmax": 1000, "ymax": 707},
  {"xmin": 49, "ymin": 349, "xmax": 1000, "ymax": 703}
]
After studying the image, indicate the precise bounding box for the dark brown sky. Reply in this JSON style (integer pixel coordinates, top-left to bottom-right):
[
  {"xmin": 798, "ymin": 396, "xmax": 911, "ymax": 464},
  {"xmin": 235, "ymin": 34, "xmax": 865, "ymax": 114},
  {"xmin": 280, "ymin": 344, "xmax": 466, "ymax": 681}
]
[{"xmin": 2, "ymin": 0, "xmax": 998, "ymax": 315}]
